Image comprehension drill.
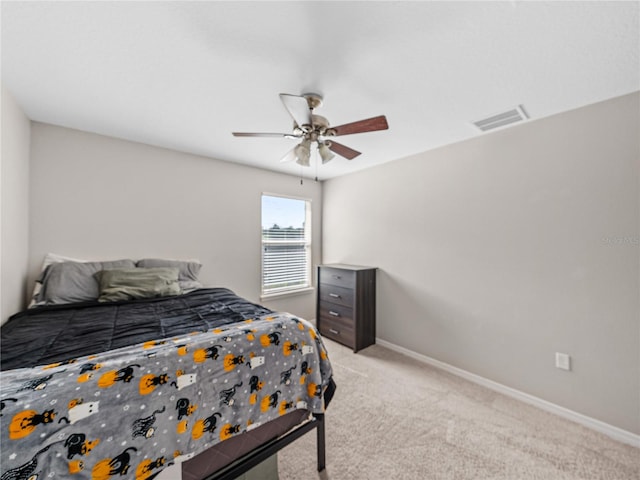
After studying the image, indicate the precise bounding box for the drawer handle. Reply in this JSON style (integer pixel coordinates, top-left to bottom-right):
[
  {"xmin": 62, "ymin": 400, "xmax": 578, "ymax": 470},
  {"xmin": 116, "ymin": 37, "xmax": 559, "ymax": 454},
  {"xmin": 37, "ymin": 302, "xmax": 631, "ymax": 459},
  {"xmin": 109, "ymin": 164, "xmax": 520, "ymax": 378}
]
[
  {"xmin": 329, "ymin": 311, "xmax": 340, "ymax": 317},
  {"xmin": 329, "ymin": 328, "xmax": 340, "ymax": 335},
  {"xmin": 332, "ymin": 275, "xmax": 341, "ymax": 279},
  {"xmin": 329, "ymin": 293, "xmax": 341, "ymax": 298}
]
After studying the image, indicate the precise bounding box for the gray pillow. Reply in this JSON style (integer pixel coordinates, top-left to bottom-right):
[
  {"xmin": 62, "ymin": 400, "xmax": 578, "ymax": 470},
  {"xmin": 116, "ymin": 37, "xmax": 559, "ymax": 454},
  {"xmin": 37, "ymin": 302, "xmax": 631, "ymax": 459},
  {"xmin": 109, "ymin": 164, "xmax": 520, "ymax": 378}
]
[
  {"xmin": 97, "ymin": 267, "xmax": 181, "ymax": 302},
  {"xmin": 136, "ymin": 258, "xmax": 203, "ymax": 291},
  {"xmin": 37, "ymin": 259, "xmax": 136, "ymax": 305},
  {"xmin": 28, "ymin": 253, "xmax": 85, "ymax": 308}
]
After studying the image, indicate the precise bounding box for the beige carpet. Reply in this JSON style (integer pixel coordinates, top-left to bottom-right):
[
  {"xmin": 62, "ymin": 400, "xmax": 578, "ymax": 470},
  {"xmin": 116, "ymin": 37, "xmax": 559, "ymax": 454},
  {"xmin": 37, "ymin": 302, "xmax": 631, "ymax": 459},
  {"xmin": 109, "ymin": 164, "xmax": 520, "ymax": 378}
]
[{"xmin": 278, "ymin": 340, "xmax": 639, "ymax": 480}]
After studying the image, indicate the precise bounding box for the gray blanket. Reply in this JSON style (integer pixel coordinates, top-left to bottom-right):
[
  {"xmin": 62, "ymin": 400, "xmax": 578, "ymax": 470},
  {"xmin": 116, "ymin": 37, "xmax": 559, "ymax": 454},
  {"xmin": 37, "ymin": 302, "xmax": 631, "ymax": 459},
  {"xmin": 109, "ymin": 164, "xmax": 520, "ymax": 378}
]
[{"xmin": 0, "ymin": 291, "xmax": 333, "ymax": 479}]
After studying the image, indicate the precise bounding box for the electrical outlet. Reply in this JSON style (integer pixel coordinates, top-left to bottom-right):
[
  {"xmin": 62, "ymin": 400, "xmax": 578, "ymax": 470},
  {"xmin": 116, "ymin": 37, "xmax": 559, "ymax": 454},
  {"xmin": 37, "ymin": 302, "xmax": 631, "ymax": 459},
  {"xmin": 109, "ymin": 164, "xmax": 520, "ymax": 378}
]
[{"xmin": 555, "ymin": 352, "xmax": 571, "ymax": 371}]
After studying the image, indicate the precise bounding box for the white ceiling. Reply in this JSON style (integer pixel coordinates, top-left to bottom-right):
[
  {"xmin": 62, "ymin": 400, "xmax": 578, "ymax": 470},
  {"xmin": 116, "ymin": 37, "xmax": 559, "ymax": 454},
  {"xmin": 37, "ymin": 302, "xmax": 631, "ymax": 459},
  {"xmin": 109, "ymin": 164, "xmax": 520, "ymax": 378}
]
[{"xmin": 2, "ymin": 1, "xmax": 638, "ymax": 180}]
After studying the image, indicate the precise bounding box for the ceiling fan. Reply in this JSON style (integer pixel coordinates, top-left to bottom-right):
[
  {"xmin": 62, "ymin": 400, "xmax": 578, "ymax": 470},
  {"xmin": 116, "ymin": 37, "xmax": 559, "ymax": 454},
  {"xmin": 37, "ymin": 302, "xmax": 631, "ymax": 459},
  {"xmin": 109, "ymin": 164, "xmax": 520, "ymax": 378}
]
[{"xmin": 232, "ymin": 93, "xmax": 389, "ymax": 166}]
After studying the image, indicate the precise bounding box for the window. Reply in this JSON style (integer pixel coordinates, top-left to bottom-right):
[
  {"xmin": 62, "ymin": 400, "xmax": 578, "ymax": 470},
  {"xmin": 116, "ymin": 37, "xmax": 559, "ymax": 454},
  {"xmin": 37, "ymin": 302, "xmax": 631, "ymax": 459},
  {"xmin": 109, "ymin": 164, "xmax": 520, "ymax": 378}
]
[{"xmin": 261, "ymin": 194, "xmax": 311, "ymax": 296}]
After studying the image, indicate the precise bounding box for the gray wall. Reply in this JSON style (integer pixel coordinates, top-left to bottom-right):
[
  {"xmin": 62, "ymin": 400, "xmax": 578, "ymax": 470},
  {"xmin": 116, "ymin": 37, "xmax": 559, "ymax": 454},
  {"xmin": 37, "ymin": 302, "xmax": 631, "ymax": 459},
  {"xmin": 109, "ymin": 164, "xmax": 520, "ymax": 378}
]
[
  {"xmin": 1, "ymin": 85, "xmax": 31, "ymax": 325},
  {"xmin": 322, "ymin": 92, "xmax": 640, "ymax": 434},
  {"xmin": 29, "ymin": 123, "xmax": 321, "ymax": 320}
]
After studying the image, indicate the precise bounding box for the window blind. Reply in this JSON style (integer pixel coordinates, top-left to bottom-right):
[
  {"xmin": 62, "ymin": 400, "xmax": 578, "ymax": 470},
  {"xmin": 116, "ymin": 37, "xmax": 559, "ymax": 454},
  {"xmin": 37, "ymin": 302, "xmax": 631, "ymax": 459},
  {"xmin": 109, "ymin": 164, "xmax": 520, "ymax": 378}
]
[{"xmin": 261, "ymin": 195, "xmax": 311, "ymax": 295}]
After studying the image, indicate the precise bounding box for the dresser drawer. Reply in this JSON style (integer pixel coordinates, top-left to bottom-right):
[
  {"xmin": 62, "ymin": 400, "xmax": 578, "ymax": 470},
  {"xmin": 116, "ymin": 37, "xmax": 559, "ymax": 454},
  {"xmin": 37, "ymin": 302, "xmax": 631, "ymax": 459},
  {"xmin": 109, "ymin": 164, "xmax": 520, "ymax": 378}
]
[
  {"xmin": 318, "ymin": 302, "xmax": 354, "ymax": 329},
  {"xmin": 318, "ymin": 317, "xmax": 355, "ymax": 348},
  {"xmin": 318, "ymin": 284, "xmax": 354, "ymax": 308},
  {"xmin": 319, "ymin": 267, "xmax": 355, "ymax": 289}
]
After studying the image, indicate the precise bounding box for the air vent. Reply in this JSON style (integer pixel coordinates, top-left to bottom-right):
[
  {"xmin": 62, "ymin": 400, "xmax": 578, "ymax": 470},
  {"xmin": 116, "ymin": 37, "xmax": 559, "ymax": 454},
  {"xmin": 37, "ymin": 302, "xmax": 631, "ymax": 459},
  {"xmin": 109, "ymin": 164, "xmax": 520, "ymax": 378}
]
[{"xmin": 472, "ymin": 105, "xmax": 528, "ymax": 132}]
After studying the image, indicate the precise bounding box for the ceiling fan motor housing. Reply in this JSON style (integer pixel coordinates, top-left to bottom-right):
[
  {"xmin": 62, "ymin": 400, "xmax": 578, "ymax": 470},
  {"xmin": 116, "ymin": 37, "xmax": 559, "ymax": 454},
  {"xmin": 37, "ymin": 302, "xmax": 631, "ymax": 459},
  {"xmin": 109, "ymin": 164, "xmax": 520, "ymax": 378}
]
[{"xmin": 303, "ymin": 93, "xmax": 323, "ymax": 110}]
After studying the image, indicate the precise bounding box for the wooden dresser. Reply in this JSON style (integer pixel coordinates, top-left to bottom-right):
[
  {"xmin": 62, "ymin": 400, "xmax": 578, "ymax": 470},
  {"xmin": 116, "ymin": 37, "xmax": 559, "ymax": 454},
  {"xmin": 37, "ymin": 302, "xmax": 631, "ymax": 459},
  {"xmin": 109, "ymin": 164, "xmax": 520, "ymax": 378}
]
[{"xmin": 316, "ymin": 264, "xmax": 376, "ymax": 353}]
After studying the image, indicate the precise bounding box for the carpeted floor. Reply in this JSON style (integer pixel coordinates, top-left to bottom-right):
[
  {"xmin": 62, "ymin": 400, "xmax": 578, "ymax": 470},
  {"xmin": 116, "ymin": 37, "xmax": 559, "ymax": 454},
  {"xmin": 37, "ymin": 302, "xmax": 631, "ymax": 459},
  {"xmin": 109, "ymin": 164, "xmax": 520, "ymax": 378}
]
[{"xmin": 278, "ymin": 339, "xmax": 639, "ymax": 480}]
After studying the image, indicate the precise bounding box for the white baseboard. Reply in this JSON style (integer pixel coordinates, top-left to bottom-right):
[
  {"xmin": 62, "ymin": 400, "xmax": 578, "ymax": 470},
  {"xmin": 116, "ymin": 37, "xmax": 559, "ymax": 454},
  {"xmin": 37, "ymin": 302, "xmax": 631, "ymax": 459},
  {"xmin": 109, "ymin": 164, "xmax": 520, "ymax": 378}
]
[{"xmin": 375, "ymin": 338, "xmax": 640, "ymax": 448}]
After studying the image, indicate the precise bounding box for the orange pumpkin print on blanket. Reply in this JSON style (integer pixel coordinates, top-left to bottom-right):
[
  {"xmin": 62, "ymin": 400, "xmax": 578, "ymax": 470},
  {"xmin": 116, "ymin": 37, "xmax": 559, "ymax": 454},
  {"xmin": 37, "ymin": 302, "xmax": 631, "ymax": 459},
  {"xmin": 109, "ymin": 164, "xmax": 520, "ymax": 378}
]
[
  {"xmin": 92, "ymin": 447, "xmax": 137, "ymax": 480},
  {"xmin": 192, "ymin": 412, "xmax": 222, "ymax": 440},
  {"xmin": 135, "ymin": 456, "xmax": 165, "ymax": 480},
  {"xmin": 307, "ymin": 382, "xmax": 322, "ymax": 398},
  {"xmin": 279, "ymin": 400, "xmax": 294, "ymax": 416},
  {"xmin": 193, "ymin": 345, "xmax": 223, "ymax": 363},
  {"xmin": 9, "ymin": 408, "xmax": 56, "ymax": 440},
  {"xmin": 219, "ymin": 423, "xmax": 241, "ymax": 441},
  {"xmin": 69, "ymin": 459, "xmax": 84, "ymax": 474},
  {"xmin": 283, "ymin": 341, "xmax": 299, "ymax": 356},
  {"xmin": 223, "ymin": 353, "xmax": 245, "ymax": 371},
  {"xmin": 176, "ymin": 419, "xmax": 189, "ymax": 435},
  {"xmin": 98, "ymin": 364, "xmax": 140, "ymax": 388},
  {"xmin": 260, "ymin": 332, "xmax": 280, "ymax": 347},
  {"xmin": 139, "ymin": 373, "xmax": 169, "ymax": 395},
  {"xmin": 260, "ymin": 391, "xmax": 281, "ymax": 412}
]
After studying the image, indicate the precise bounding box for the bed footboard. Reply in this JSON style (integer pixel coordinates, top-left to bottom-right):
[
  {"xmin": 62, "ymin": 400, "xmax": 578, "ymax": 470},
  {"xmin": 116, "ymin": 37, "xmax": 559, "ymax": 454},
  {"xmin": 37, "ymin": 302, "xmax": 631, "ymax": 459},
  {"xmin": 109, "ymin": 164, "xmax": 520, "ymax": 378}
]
[{"xmin": 206, "ymin": 414, "xmax": 326, "ymax": 480}]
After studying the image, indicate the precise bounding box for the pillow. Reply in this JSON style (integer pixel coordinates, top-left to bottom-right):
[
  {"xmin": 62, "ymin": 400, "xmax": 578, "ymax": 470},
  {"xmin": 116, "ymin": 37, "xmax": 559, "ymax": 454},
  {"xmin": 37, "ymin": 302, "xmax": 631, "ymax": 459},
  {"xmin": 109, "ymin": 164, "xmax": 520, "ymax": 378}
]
[
  {"xmin": 36, "ymin": 259, "xmax": 136, "ymax": 305},
  {"xmin": 136, "ymin": 258, "xmax": 203, "ymax": 292},
  {"xmin": 97, "ymin": 267, "xmax": 181, "ymax": 302},
  {"xmin": 29, "ymin": 253, "xmax": 85, "ymax": 308}
]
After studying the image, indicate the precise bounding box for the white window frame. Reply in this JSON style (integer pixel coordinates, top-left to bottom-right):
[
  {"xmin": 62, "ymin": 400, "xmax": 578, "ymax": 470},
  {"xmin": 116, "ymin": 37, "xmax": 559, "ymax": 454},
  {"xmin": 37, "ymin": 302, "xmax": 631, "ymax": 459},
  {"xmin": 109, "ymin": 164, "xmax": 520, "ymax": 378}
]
[{"xmin": 260, "ymin": 193, "xmax": 312, "ymax": 299}]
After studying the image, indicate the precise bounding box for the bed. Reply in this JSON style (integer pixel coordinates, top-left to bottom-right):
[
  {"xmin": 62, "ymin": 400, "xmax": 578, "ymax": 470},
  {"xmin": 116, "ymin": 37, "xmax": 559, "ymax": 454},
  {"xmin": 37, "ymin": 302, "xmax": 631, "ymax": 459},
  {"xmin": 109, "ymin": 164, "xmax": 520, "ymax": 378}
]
[{"xmin": 0, "ymin": 259, "xmax": 335, "ymax": 480}]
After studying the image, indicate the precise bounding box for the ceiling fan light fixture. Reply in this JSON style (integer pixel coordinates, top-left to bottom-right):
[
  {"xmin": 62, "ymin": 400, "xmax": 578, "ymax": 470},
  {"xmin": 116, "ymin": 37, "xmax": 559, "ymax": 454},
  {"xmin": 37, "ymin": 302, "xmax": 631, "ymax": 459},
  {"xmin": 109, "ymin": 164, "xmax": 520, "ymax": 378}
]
[
  {"xmin": 294, "ymin": 138, "xmax": 311, "ymax": 166},
  {"xmin": 295, "ymin": 155, "xmax": 310, "ymax": 167},
  {"xmin": 318, "ymin": 142, "xmax": 335, "ymax": 164}
]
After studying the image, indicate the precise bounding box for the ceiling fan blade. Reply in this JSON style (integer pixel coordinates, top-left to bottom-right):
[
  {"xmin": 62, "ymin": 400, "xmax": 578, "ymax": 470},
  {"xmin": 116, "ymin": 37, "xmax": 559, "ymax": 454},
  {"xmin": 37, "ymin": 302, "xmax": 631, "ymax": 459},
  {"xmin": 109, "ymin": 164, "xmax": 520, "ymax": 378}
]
[
  {"xmin": 279, "ymin": 93, "xmax": 312, "ymax": 128},
  {"xmin": 280, "ymin": 147, "xmax": 298, "ymax": 163},
  {"xmin": 327, "ymin": 140, "xmax": 361, "ymax": 160},
  {"xmin": 331, "ymin": 115, "xmax": 389, "ymax": 136},
  {"xmin": 232, "ymin": 132, "xmax": 300, "ymax": 139}
]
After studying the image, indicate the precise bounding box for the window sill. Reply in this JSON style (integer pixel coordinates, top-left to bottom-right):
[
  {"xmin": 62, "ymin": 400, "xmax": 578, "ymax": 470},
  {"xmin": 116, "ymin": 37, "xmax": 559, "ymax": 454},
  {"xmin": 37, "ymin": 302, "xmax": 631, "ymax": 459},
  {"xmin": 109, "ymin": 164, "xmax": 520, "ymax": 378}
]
[{"xmin": 260, "ymin": 286, "xmax": 315, "ymax": 301}]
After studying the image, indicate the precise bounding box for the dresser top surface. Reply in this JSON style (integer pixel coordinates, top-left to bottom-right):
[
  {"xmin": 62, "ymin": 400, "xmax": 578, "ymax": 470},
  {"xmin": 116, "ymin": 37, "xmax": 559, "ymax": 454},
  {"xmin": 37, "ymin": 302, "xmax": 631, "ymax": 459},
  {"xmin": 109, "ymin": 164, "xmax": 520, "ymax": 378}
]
[{"xmin": 319, "ymin": 264, "xmax": 377, "ymax": 271}]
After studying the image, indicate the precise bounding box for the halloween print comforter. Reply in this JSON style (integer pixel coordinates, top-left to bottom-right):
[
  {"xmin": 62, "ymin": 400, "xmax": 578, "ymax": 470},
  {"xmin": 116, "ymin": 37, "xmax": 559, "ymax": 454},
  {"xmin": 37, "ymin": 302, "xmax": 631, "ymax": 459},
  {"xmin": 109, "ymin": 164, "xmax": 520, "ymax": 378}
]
[{"xmin": 0, "ymin": 289, "xmax": 334, "ymax": 479}]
